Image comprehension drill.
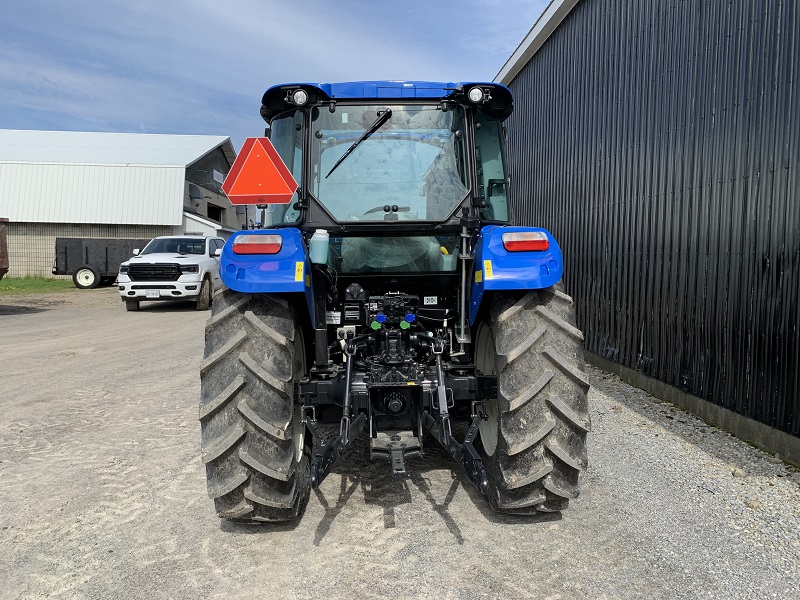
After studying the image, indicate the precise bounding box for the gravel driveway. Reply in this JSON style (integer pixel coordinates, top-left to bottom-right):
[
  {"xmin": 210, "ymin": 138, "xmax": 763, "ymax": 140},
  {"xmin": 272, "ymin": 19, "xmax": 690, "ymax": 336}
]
[{"xmin": 1, "ymin": 288, "xmax": 798, "ymax": 599}]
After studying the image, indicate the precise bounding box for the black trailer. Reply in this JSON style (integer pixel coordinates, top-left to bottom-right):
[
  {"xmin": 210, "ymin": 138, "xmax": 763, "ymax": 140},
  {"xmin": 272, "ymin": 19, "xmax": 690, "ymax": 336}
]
[{"xmin": 53, "ymin": 237, "xmax": 151, "ymax": 289}]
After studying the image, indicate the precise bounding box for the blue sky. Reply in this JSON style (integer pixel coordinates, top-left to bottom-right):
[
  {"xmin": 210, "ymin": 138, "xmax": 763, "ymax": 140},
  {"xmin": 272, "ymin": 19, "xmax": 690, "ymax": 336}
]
[{"xmin": 0, "ymin": 0, "xmax": 547, "ymax": 150}]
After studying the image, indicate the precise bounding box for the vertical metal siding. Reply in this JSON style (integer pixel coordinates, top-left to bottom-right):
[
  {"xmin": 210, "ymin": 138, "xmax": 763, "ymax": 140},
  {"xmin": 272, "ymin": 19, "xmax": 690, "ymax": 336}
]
[{"xmin": 505, "ymin": 0, "xmax": 800, "ymax": 437}]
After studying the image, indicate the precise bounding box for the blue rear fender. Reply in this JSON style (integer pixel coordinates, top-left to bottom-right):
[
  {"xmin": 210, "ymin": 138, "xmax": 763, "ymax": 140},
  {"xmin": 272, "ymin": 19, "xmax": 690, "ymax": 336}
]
[
  {"xmin": 220, "ymin": 228, "xmax": 315, "ymax": 326},
  {"xmin": 468, "ymin": 225, "xmax": 564, "ymax": 325}
]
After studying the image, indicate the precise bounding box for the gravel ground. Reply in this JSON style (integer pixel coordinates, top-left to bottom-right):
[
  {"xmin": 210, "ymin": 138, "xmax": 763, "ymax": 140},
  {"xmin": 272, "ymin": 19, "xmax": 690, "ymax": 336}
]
[{"xmin": 0, "ymin": 288, "xmax": 798, "ymax": 599}]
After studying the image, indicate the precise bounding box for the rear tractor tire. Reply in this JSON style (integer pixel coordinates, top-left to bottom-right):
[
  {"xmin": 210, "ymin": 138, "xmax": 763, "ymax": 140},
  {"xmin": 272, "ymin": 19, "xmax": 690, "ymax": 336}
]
[
  {"xmin": 199, "ymin": 289, "xmax": 310, "ymax": 522},
  {"xmin": 474, "ymin": 287, "xmax": 590, "ymax": 514}
]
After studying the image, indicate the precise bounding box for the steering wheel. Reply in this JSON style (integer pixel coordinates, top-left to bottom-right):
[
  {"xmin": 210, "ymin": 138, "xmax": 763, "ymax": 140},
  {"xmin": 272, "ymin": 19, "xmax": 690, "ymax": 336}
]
[{"xmin": 364, "ymin": 205, "xmax": 411, "ymax": 214}]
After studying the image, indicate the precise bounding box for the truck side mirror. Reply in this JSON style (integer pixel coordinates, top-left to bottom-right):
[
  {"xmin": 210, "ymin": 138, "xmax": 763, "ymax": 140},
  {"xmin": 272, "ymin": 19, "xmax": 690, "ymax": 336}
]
[
  {"xmin": 132, "ymin": 249, "xmax": 140, "ymax": 256},
  {"xmin": 213, "ymin": 248, "xmax": 222, "ymax": 258}
]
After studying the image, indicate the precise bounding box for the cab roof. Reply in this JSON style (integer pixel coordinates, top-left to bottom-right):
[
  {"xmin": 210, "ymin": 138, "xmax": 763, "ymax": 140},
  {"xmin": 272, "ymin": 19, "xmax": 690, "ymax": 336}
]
[{"xmin": 260, "ymin": 81, "xmax": 513, "ymax": 121}]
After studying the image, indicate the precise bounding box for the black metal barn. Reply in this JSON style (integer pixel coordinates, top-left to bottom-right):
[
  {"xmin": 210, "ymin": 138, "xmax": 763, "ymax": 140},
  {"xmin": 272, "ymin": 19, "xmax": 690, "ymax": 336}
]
[{"xmin": 498, "ymin": 0, "xmax": 799, "ymax": 443}]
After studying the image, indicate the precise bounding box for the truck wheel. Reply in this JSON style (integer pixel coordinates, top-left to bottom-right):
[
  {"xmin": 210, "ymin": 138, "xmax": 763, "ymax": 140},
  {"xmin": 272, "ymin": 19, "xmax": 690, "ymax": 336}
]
[
  {"xmin": 474, "ymin": 287, "xmax": 590, "ymax": 514},
  {"xmin": 125, "ymin": 299, "xmax": 140, "ymax": 311},
  {"xmin": 199, "ymin": 289, "xmax": 310, "ymax": 522},
  {"xmin": 196, "ymin": 278, "xmax": 212, "ymax": 311},
  {"xmin": 73, "ymin": 266, "xmax": 100, "ymax": 289}
]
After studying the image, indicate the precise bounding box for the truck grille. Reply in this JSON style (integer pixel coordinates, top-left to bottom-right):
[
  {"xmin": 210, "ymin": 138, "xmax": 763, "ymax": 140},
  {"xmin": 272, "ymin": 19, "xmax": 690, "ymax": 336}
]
[{"xmin": 128, "ymin": 263, "xmax": 181, "ymax": 281}]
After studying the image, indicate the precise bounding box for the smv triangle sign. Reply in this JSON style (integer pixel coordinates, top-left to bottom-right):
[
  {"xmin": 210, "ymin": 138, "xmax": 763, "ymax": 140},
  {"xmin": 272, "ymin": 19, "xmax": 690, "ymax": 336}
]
[{"xmin": 222, "ymin": 138, "xmax": 298, "ymax": 205}]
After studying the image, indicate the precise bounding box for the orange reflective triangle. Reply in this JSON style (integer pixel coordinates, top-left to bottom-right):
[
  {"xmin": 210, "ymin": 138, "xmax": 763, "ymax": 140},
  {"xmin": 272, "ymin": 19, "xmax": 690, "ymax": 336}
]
[{"xmin": 222, "ymin": 138, "xmax": 298, "ymax": 204}]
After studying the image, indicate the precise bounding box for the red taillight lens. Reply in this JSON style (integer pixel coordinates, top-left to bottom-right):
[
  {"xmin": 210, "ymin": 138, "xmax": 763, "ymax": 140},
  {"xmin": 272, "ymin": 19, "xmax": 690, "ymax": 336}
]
[
  {"xmin": 232, "ymin": 234, "xmax": 283, "ymax": 255},
  {"xmin": 501, "ymin": 231, "xmax": 550, "ymax": 252}
]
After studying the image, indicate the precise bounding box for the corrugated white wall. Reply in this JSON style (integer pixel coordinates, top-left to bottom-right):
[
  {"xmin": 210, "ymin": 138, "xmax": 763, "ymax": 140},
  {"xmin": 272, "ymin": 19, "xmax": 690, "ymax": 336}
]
[{"xmin": 0, "ymin": 163, "xmax": 186, "ymax": 225}]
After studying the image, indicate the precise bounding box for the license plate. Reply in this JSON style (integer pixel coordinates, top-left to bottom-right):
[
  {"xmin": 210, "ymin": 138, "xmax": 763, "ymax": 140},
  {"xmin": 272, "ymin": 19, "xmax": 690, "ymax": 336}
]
[{"xmin": 145, "ymin": 290, "xmax": 160, "ymax": 299}]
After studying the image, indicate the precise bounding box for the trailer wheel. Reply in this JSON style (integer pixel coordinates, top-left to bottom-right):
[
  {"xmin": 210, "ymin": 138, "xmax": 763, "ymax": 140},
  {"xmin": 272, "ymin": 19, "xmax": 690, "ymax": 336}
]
[
  {"xmin": 474, "ymin": 287, "xmax": 590, "ymax": 514},
  {"xmin": 73, "ymin": 266, "xmax": 100, "ymax": 289},
  {"xmin": 199, "ymin": 289, "xmax": 310, "ymax": 522},
  {"xmin": 125, "ymin": 300, "xmax": 140, "ymax": 311},
  {"xmin": 196, "ymin": 278, "xmax": 212, "ymax": 311}
]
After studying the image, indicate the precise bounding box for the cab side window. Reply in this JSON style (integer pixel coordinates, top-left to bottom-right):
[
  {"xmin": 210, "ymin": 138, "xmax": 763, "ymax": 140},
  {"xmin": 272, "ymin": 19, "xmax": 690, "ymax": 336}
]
[{"xmin": 474, "ymin": 112, "xmax": 509, "ymax": 222}]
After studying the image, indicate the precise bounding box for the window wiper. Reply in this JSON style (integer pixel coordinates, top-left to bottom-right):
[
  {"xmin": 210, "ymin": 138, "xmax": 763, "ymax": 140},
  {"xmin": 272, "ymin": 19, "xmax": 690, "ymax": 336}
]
[{"xmin": 325, "ymin": 108, "xmax": 392, "ymax": 179}]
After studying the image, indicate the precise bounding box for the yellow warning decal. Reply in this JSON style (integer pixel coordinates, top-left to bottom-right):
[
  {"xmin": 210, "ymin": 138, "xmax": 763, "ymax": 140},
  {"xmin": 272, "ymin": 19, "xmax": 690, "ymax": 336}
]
[
  {"xmin": 475, "ymin": 270, "xmax": 483, "ymax": 283},
  {"xmin": 295, "ymin": 261, "xmax": 304, "ymax": 282},
  {"xmin": 483, "ymin": 259, "xmax": 494, "ymax": 280}
]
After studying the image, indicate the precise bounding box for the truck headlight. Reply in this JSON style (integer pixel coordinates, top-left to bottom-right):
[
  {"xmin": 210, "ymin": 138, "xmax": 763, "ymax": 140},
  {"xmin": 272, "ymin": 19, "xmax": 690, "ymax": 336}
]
[{"xmin": 180, "ymin": 265, "xmax": 200, "ymax": 274}]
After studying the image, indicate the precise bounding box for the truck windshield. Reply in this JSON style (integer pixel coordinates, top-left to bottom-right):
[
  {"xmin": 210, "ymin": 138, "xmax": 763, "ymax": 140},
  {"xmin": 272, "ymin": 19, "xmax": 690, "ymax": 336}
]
[
  {"xmin": 141, "ymin": 238, "xmax": 205, "ymax": 255},
  {"xmin": 310, "ymin": 104, "xmax": 467, "ymax": 222}
]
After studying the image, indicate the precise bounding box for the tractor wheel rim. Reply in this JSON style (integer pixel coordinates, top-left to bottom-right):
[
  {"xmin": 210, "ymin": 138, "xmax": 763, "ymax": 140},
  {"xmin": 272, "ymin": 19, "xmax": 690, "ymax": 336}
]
[
  {"xmin": 475, "ymin": 323, "xmax": 499, "ymax": 456},
  {"xmin": 480, "ymin": 399, "xmax": 499, "ymax": 456},
  {"xmin": 293, "ymin": 327, "xmax": 307, "ymax": 462},
  {"xmin": 294, "ymin": 405, "xmax": 305, "ymax": 462}
]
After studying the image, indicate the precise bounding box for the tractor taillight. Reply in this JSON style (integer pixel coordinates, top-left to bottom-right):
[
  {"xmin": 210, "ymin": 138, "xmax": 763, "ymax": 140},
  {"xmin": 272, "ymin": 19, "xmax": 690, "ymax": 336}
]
[
  {"xmin": 232, "ymin": 234, "xmax": 283, "ymax": 255},
  {"xmin": 501, "ymin": 231, "xmax": 550, "ymax": 252}
]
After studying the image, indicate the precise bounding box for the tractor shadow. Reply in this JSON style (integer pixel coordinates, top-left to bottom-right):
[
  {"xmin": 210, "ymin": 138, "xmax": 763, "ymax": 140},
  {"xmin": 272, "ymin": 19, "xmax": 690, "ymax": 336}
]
[
  {"xmin": 0, "ymin": 304, "xmax": 49, "ymax": 315},
  {"xmin": 311, "ymin": 426, "xmax": 561, "ymax": 546},
  {"xmin": 219, "ymin": 514, "xmax": 304, "ymax": 535},
  {"xmin": 133, "ymin": 301, "xmax": 198, "ymax": 312}
]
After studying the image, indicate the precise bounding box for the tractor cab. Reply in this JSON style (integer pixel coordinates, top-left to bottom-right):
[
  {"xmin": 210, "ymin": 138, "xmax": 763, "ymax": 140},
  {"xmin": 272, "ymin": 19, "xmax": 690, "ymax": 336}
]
[{"xmin": 260, "ymin": 81, "xmax": 512, "ymax": 234}]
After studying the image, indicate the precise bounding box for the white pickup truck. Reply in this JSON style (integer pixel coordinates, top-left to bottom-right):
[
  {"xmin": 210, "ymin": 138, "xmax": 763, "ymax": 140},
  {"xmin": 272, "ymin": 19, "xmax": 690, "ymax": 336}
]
[{"xmin": 118, "ymin": 236, "xmax": 224, "ymax": 311}]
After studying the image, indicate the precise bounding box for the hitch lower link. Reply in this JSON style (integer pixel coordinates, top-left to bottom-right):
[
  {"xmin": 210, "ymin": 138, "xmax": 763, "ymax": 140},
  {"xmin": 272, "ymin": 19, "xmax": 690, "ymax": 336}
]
[
  {"xmin": 304, "ymin": 408, "xmax": 365, "ymax": 488},
  {"xmin": 304, "ymin": 340, "xmax": 364, "ymax": 488},
  {"xmin": 422, "ymin": 342, "xmax": 490, "ymax": 495}
]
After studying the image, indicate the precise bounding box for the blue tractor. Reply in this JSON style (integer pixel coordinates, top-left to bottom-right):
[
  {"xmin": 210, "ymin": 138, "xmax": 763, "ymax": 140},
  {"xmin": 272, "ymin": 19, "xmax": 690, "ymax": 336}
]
[{"xmin": 199, "ymin": 81, "xmax": 590, "ymax": 521}]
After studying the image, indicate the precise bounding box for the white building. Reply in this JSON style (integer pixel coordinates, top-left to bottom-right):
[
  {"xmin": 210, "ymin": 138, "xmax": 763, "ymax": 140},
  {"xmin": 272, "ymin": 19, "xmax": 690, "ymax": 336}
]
[{"xmin": 0, "ymin": 130, "xmax": 246, "ymax": 278}]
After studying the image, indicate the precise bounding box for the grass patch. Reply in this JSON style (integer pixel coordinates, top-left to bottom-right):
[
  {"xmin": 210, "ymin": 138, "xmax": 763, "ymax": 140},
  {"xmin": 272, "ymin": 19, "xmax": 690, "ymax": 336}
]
[{"xmin": 0, "ymin": 276, "xmax": 76, "ymax": 294}]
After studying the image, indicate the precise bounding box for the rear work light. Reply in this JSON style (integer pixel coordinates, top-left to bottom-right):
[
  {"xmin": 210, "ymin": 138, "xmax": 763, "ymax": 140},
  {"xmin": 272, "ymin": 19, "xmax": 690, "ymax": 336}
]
[
  {"xmin": 232, "ymin": 234, "xmax": 283, "ymax": 255},
  {"xmin": 501, "ymin": 231, "xmax": 550, "ymax": 252}
]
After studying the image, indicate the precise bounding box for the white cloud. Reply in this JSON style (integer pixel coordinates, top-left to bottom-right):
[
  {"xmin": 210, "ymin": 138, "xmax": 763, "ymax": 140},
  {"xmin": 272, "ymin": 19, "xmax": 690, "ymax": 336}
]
[{"xmin": 0, "ymin": 0, "xmax": 549, "ymax": 148}]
